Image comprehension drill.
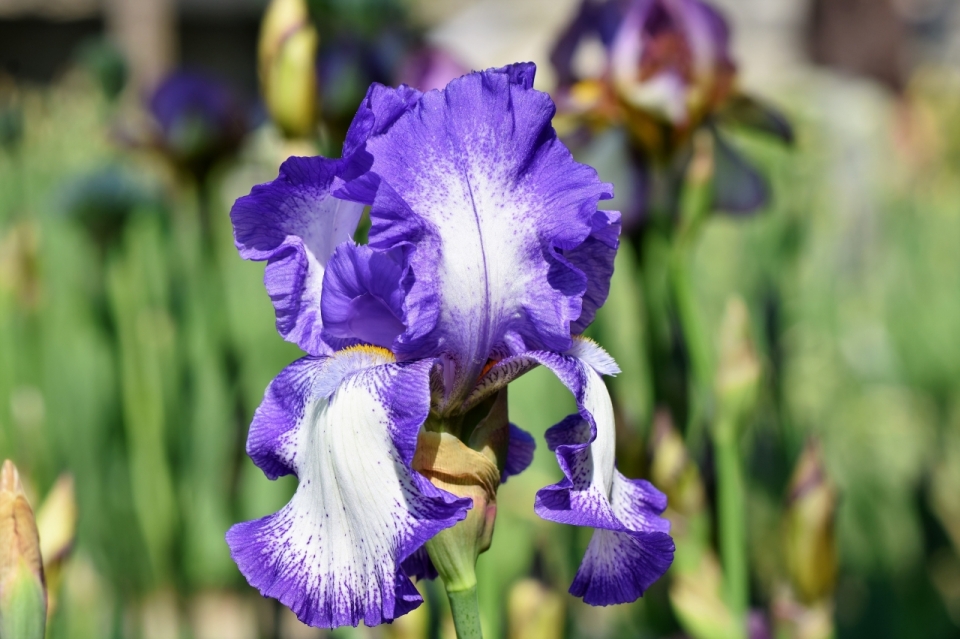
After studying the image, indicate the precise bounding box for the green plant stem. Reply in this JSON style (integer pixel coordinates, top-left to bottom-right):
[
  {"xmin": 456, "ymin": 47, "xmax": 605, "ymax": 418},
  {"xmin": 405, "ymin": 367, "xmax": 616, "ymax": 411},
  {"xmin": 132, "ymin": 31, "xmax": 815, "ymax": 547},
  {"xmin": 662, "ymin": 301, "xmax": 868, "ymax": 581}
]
[
  {"xmin": 446, "ymin": 584, "xmax": 483, "ymax": 639},
  {"xmin": 670, "ymin": 252, "xmax": 712, "ymax": 449},
  {"xmin": 715, "ymin": 415, "xmax": 748, "ymax": 638},
  {"xmin": 670, "ymin": 167, "xmax": 713, "ymax": 451}
]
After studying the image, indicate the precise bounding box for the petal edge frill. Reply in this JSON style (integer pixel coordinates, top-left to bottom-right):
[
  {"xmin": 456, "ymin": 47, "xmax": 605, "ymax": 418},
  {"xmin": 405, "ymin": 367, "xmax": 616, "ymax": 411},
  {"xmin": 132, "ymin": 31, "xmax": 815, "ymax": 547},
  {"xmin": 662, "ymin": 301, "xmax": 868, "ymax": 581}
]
[
  {"xmin": 527, "ymin": 338, "xmax": 675, "ymax": 605},
  {"xmin": 227, "ymin": 349, "xmax": 470, "ymax": 628},
  {"xmin": 363, "ymin": 63, "xmax": 615, "ymax": 403}
]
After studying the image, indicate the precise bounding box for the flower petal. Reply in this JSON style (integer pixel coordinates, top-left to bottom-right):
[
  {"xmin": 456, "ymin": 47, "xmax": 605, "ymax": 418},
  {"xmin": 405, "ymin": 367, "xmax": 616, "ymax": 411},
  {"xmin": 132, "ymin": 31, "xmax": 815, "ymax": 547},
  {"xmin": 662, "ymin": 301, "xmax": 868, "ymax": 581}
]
[
  {"xmin": 524, "ymin": 338, "xmax": 675, "ymax": 604},
  {"xmin": 502, "ymin": 424, "xmax": 536, "ymax": 483},
  {"xmin": 227, "ymin": 348, "xmax": 470, "ymax": 628},
  {"xmin": 230, "ymin": 156, "xmax": 365, "ymax": 355},
  {"xmin": 565, "ymin": 209, "xmax": 621, "ymax": 334},
  {"xmin": 361, "ymin": 64, "xmax": 616, "ymax": 404},
  {"xmin": 231, "ymin": 82, "xmax": 422, "ymax": 356},
  {"xmin": 320, "ymin": 243, "xmax": 407, "ymax": 349}
]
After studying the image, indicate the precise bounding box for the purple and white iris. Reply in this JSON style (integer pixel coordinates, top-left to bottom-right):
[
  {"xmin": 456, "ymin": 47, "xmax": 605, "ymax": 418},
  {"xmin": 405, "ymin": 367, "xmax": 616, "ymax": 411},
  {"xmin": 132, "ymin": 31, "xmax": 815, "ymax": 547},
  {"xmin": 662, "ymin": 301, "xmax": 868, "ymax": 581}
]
[{"xmin": 226, "ymin": 63, "xmax": 674, "ymax": 628}]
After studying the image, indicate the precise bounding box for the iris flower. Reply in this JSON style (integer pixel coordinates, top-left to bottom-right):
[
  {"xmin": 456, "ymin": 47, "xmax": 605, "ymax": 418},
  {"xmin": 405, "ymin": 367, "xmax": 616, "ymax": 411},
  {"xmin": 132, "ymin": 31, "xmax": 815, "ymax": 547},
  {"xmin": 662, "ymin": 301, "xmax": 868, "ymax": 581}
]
[
  {"xmin": 226, "ymin": 63, "xmax": 674, "ymax": 629},
  {"xmin": 147, "ymin": 71, "xmax": 248, "ymax": 180},
  {"xmin": 552, "ymin": 0, "xmax": 792, "ymax": 226}
]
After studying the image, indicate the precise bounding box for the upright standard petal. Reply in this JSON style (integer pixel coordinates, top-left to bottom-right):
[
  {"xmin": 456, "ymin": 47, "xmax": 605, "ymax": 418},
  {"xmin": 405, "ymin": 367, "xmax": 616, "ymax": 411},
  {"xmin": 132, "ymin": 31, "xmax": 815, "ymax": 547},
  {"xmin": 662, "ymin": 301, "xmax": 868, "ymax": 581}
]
[
  {"xmin": 230, "ymin": 156, "xmax": 365, "ymax": 355},
  {"xmin": 526, "ymin": 338, "xmax": 675, "ymax": 605},
  {"xmin": 362, "ymin": 64, "xmax": 616, "ymax": 404},
  {"xmin": 227, "ymin": 347, "xmax": 470, "ymax": 628},
  {"xmin": 231, "ymin": 82, "xmax": 422, "ymax": 355}
]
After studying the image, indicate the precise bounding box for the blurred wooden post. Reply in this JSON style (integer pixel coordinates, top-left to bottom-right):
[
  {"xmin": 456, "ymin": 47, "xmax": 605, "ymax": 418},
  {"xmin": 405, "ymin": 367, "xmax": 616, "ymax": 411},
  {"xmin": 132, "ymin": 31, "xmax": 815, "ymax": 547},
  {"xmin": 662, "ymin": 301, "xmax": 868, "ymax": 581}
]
[{"xmin": 104, "ymin": 0, "xmax": 177, "ymax": 93}]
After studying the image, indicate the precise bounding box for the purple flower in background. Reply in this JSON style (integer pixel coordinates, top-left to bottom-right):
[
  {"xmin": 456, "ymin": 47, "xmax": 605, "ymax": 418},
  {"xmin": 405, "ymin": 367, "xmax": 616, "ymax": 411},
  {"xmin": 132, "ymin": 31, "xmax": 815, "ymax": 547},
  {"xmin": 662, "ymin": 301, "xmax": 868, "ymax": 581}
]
[
  {"xmin": 147, "ymin": 70, "xmax": 249, "ymax": 179},
  {"xmin": 552, "ymin": 0, "xmax": 792, "ymax": 223},
  {"xmin": 609, "ymin": 0, "xmax": 735, "ymax": 137},
  {"xmin": 226, "ymin": 63, "xmax": 674, "ymax": 628}
]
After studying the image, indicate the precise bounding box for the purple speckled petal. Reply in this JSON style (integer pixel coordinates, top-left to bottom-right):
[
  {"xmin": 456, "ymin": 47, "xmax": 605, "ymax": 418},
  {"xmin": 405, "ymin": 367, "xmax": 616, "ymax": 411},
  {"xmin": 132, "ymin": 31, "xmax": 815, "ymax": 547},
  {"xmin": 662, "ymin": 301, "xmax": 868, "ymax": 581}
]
[
  {"xmin": 230, "ymin": 156, "xmax": 365, "ymax": 356},
  {"xmin": 227, "ymin": 348, "xmax": 470, "ymax": 628},
  {"xmin": 342, "ymin": 83, "xmax": 423, "ymax": 159},
  {"xmin": 502, "ymin": 424, "xmax": 536, "ymax": 483},
  {"xmin": 524, "ymin": 338, "xmax": 675, "ymax": 604},
  {"xmin": 320, "ymin": 243, "xmax": 407, "ymax": 348},
  {"xmin": 361, "ymin": 63, "xmax": 615, "ymax": 404},
  {"xmin": 565, "ymin": 208, "xmax": 621, "ymax": 334},
  {"xmin": 401, "ymin": 545, "xmax": 438, "ymax": 582},
  {"xmin": 231, "ymin": 81, "xmax": 423, "ymax": 356}
]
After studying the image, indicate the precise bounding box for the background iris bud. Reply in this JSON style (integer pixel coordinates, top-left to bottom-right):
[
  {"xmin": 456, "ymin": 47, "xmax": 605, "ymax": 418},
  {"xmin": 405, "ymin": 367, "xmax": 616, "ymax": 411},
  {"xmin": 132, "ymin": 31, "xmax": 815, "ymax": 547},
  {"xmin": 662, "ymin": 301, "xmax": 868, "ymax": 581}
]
[
  {"xmin": 715, "ymin": 296, "xmax": 761, "ymax": 422},
  {"xmin": 506, "ymin": 578, "xmax": 564, "ymax": 639},
  {"xmin": 782, "ymin": 440, "xmax": 837, "ymax": 604},
  {"xmin": 0, "ymin": 460, "xmax": 46, "ymax": 639},
  {"xmin": 258, "ymin": 0, "xmax": 319, "ymax": 139}
]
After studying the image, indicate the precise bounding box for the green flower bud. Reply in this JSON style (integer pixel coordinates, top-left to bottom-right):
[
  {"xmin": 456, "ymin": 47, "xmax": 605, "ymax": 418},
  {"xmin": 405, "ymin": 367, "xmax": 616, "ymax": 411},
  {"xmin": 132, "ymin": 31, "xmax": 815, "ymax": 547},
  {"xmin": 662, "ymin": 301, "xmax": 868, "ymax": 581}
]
[
  {"xmin": 650, "ymin": 410, "xmax": 706, "ymax": 520},
  {"xmin": 669, "ymin": 553, "xmax": 742, "ymax": 639},
  {"xmin": 715, "ymin": 297, "xmax": 761, "ymax": 423},
  {"xmin": 0, "ymin": 461, "xmax": 46, "ymax": 639},
  {"xmin": 36, "ymin": 474, "xmax": 76, "ymax": 568},
  {"xmin": 259, "ymin": 0, "xmax": 319, "ymax": 139},
  {"xmin": 35, "ymin": 473, "xmax": 76, "ymax": 618},
  {"xmin": 413, "ymin": 391, "xmax": 511, "ymax": 595},
  {"xmin": 782, "ymin": 440, "xmax": 837, "ymax": 604}
]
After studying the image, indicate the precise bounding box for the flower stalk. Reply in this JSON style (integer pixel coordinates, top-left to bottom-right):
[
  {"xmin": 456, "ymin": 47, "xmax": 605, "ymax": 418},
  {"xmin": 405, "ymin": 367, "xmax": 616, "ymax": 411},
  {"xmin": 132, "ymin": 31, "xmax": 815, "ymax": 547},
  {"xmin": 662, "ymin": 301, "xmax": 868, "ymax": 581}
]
[
  {"xmin": 670, "ymin": 130, "xmax": 715, "ymax": 451},
  {"xmin": 714, "ymin": 413, "xmax": 747, "ymax": 637},
  {"xmin": 713, "ymin": 298, "xmax": 761, "ymax": 639},
  {"xmin": 446, "ymin": 585, "xmax": 483, "ymax": 639}
]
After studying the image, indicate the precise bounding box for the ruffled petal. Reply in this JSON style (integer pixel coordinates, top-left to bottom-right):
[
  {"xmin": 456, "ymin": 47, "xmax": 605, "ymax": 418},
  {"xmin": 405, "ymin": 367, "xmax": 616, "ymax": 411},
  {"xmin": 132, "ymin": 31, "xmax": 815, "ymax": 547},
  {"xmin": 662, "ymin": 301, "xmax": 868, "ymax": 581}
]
[
  {"xmin": 320, "ymin": 243, "xmax": 407, "ymax": 349},
  {"xmin": 227, "ymin": 348, "xmax": 470, "ymax": 628},
  {"xmin": 360, "ymin": 63, "xmax": 615, "ymax": 403},
  {"xmin": 565, "ymin": 209, "xmax": 621, "ymax": 334},
  {"xmin": 230, "ymin": 156, "xmax": 365, "ymax": 355},
  {"xmin": 231, "ymin": 82, "xmax": 422, "ymax": 356},
  {"xmin": 523, "ymin": 338, "xmax": 675, "ymax": 604}
]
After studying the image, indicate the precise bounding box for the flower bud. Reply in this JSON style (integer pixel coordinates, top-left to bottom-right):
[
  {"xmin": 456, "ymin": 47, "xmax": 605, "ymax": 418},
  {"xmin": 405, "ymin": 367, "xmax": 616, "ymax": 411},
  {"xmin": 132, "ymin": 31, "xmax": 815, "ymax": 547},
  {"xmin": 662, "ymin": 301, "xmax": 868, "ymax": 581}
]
[
  {"xmin": 650, "ymin": 409, "xmax": 706, "ymax": 520},
  {"xmin": 0, "ymin": 460, "xmax": 46, "ymax": 639},
  {"xmin": 35, "ymin": 473, "xmax": 77, "ymax": 618},
  {"xmin": 36, "ymin": 474, "xmax": 76, "ymax": 568},
  {"xmin": 507, "ymin": 578, "xmax": 564, "ymax": 639},
  {"xmin": 414, "ymin": 391, "xmax": 511, "ymax": 592},
  {"xmin": 0, "ymin": 221, "xmax": 41, "ymax": 311},
  {"xmin": 415, "ymin": 432, "xmax": 499, "ymax": 591},
  {"xmin": 782, "ymin": 440, "xmax": 837, "ymax": 604},
  {"xmin": 259, "ymin": 0, "xmax": 319, "ymax": 139},
  {"xmin": 715, "ymin": 296, "xmax": 761, "ymax": 422}
]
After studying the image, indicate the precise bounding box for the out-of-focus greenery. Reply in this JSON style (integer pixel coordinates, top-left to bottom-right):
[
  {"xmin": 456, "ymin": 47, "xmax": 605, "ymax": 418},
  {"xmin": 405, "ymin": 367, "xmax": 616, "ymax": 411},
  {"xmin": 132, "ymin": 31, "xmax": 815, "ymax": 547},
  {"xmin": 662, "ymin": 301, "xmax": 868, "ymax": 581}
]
[{"xmin": 2, "ymin": 27, "xmax": 960, "ymax": 639}]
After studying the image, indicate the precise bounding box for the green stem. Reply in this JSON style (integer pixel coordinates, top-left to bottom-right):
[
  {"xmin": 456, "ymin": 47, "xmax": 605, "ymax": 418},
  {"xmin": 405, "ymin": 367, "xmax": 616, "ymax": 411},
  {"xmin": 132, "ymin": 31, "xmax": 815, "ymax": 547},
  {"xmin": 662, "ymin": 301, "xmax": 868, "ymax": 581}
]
[
  {"xmin": 715, "ymin": 415, "xmax": 748, "ymax": 638},
  {"xmin": 670, "ymin": 229, "xmax": 713, "ymax": 452},
  {"xmin": 446, "ymin": 584, "xmax": 483, "ymax": 639}
]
